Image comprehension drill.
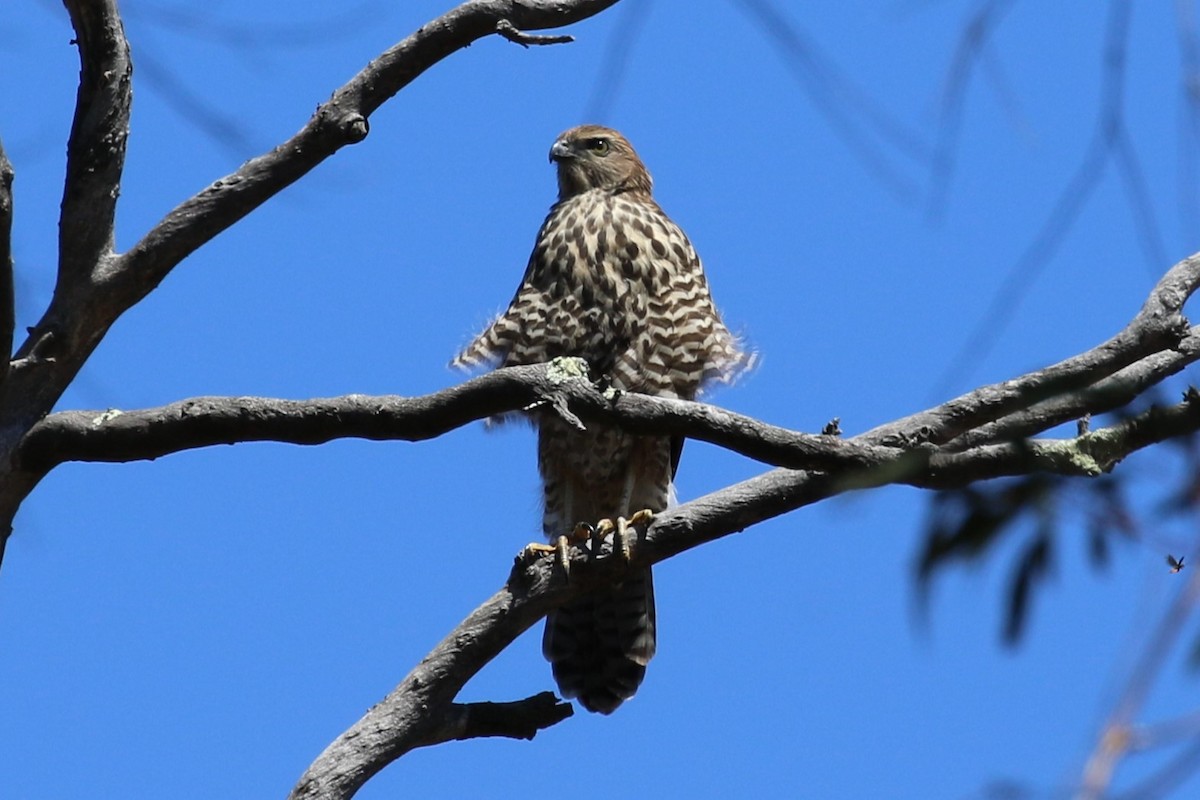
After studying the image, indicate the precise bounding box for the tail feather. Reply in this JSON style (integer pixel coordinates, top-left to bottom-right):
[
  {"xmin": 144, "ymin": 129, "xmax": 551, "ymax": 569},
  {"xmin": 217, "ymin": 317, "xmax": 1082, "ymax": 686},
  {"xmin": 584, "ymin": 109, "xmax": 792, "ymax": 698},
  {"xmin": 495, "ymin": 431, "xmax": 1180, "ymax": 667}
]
[{"xmin": 543, "ymin": 567, "xmax": 656, "ymax": 714}]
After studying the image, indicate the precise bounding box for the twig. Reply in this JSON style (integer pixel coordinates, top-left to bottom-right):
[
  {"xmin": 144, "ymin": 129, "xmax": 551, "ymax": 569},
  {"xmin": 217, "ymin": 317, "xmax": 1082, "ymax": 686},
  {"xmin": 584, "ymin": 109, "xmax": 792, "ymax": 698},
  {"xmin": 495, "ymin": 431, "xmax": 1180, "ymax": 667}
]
[
  {"xmin": 949, "ymin": 327, "xmax": 1200, "ymax": 450},
  {"xmin": 928, "ymin": 0, "xmax": 1018, "ymax": 219},
  {"xmin": 584, "ymin": 0, "xmax": 653, "ymax": 119},
  {"xmin": 495, "ymin": 19, "xmax": 574, "ymax": 46},
  {"xmin": 429, "ymin": 694, "xmax": 574, "ymax": 743}
]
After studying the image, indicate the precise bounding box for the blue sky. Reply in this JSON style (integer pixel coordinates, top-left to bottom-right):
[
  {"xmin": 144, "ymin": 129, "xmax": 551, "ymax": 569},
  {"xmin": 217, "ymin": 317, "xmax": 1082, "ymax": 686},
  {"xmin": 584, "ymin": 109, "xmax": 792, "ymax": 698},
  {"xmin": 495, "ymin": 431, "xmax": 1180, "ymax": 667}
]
[{"xmin": 2, "ymin": 1, "xmax": 1199, "ymax": 797}]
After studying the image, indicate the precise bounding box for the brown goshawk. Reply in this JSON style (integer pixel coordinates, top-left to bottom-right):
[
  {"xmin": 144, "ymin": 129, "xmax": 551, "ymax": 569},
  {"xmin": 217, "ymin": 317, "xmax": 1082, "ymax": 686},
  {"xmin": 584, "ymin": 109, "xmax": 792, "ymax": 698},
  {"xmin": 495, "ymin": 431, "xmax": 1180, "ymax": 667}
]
[{"xmin": 453, "ymin": 125, "xmax": 750, "ymax": 713}]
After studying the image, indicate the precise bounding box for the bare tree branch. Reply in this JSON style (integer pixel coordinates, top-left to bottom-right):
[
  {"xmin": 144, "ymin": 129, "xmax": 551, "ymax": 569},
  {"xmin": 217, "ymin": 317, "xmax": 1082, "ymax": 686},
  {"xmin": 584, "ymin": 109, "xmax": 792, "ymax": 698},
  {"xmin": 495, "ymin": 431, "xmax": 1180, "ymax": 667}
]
[
  {"xmin": 0, "ymin": 0, "xmax": 625, "ymax": 566},
  {"xmin": 0, "ymin": 0, "xmax": 134, "ymax": 560},
  {"xmin": 868, "ymin": 251, "xmax": 1199, "ymax": 448},
  {"xmin": 950, "ymin": 327, "xmax": 1200, "ymax": 450},
  {"xmin": 932, "ymin": 0, "xmax": 1163, "ymax": 396},
  {"xmin": 495, "ymin": 19, "xmax": 575, "ymax": 46},
  {"xmin": 925, "ymin": 394, "xmax": 1200, "ymax": 486},
  {"xmin": 58, "ymin": 0, "xmax": 131, "ymax": 287},
  {"xmin": 105, "ymin": 0, "xmax": 621, "ymax": 317},
  {"xmin": 290, "ymin": 382, "xmax": 1200, "ymax": 799},
  {"xmin": 424, "ymin": 694, "xmax": 574, "ymax": 744},
  {"xmin": 15, "ymin": 363, "xmax": 896, "ymax": 475},
  {"xmin": 17, "ymin": 341, "xmax": 1200, "ymax": 482}
]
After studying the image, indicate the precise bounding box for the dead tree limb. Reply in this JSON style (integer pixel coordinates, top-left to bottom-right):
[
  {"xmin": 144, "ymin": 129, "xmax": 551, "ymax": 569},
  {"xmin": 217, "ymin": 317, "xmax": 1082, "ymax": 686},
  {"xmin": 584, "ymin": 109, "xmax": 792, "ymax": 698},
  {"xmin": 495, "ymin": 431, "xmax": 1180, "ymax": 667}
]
[{"xmin": 288, "ymin": 373, "xmax": 1200, "ymax": 799}]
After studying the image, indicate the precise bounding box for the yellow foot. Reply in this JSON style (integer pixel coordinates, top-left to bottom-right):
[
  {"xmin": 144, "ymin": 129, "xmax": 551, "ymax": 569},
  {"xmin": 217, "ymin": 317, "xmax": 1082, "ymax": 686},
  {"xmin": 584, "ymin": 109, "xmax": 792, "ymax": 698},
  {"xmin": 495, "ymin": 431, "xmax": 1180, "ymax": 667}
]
[
  {"xmin": 521, "ymin": 541, "xmax": 556, "ymax": 557},
  {"xmin": 570, "ymin": 522, "xmax": 595, "ymax": 543},
  {"xmin": 554, "ymin": 534, "xmax": 571, "ymax": 575},
  {"xmin": 517, "ymin": 541, "xmax": 554, "ymax": 569},
  {"xmin": 628, "ymin": 508, "xmax": 655, "ymax": 528},
  {"xmin": 517, "ymin": 536, "xmax": 573, "ymax": 576},
  {"xmin": 588, "ymin": 510, "xmax": 654, "ymax": 562}
]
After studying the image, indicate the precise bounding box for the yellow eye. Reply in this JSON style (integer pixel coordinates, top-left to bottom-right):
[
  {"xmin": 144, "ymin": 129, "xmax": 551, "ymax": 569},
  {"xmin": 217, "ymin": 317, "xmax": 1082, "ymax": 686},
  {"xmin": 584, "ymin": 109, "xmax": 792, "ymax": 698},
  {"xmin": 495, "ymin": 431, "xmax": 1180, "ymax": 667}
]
[{"xmin": 587, "ymin": 138, "xmax": 611, "ymax": 155}]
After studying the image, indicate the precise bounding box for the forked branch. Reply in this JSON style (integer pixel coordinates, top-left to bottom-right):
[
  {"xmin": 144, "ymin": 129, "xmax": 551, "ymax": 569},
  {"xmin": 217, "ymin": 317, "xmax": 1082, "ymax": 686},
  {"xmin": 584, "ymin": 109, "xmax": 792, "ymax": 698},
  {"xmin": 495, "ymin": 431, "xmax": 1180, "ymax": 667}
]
[
  {"xmin": 289, "ymin": 253, "xmax": 1200, "ymax": 798},
  {"xmin": 289, "ymin": 379, "xmax": 1200, "ymax": 799},
  {"xmin": 0, "ymin": 0, "xmax": 627, "ymax": 564}
]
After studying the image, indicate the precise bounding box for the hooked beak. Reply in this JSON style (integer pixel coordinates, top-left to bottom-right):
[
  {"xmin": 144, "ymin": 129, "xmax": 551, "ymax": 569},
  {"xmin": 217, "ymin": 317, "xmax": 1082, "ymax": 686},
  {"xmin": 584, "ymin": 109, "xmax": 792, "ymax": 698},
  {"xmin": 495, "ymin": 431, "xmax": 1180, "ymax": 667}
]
[{"xmin": 549, "ymin": 139, "xmax": 574, "ymax": 163}]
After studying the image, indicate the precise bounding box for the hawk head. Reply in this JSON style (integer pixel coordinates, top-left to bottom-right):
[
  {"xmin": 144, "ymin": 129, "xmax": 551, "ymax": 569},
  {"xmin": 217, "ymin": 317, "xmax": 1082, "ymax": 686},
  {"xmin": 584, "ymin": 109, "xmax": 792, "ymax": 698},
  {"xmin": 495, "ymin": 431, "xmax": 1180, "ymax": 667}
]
[{"xmin": 549, "ymin": 125, "xmax": 653, "ymax": 199}]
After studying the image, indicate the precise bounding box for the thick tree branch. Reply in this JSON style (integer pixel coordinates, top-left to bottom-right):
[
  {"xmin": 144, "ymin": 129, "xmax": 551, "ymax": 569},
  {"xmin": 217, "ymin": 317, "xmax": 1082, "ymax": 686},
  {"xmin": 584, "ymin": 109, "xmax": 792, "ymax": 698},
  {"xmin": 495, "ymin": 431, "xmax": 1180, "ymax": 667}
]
[
  {"xmin": 0, "ymin": 2, "xmax": 132, "ymax": 564},
  {"xmin": 16, "ymin": 362, "xmax": 896, "ymax": 475},
  {"xmin": 59, "ymin": 0, "xmax": 131, "ymax": 288},
  {"xmin": 291, "ymin": 390, "xmax": 1200, "ymax": 798},
  {"xmin": 918, "ymin": 395, "xmax": 1200, "ymax": 486},
  {"xmin": 948, "ymin": 327, "xmax": 1200, "ymax": 450},
  {"xmin": 0, "ymin": 137, "xmax": 13, "ymax": 387},
  {"xmin": 865, "ymin": 252, "xmax": 1199, "ymax": 448}
]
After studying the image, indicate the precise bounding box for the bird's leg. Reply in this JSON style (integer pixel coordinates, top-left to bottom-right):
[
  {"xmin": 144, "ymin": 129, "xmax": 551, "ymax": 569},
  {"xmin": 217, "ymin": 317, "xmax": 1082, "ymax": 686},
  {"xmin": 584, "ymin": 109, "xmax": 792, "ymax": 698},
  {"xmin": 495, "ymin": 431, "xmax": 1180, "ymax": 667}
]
[
  {"xmin": 518, "ymin": 512, "xmax": 598, "ymax": 576},
  {"xmin": 519, "ymin": 540, "xmax": 557, "ymax": 560},
  {"xmin": 597, "ymin": 466, "xmax": 656, "ymax": 562},
  {"xmin": 518, "ymin": 478, "xmax": 592, "ymax": 573},
  {"xmin": 617, "ymin": 509, "xmax": 654, "ymax": 561}
]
